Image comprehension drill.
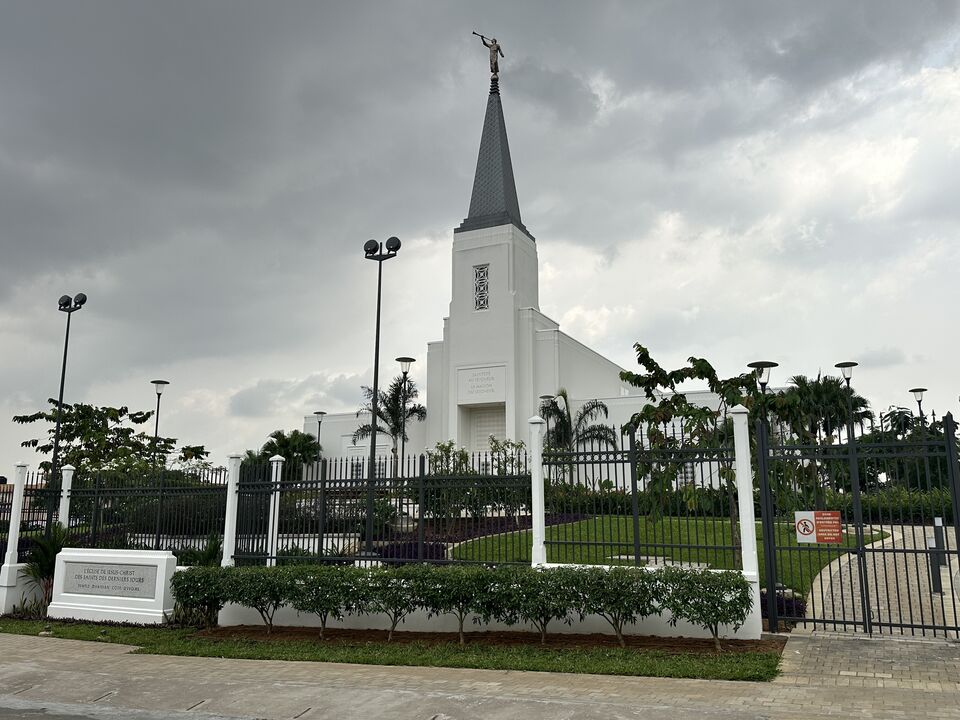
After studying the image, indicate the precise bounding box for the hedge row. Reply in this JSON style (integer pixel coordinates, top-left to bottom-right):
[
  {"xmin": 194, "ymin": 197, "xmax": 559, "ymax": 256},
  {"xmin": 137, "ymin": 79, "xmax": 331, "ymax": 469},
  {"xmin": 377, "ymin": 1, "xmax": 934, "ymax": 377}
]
[{"xmin": 171, "ymin": 563, "xmax": 753, "ymax": 650}]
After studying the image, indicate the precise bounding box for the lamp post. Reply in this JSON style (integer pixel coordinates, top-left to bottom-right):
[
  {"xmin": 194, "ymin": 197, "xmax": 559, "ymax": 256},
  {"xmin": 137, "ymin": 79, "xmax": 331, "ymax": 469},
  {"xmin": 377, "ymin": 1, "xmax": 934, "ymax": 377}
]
[
  {"xmin": 363, "ymin": 236, "xmax": 401, "ymax": 553},
  {"xmin": 47, "ymin": 292, "xmax": 87, "ymax": 534},
  {"xmin": 313, "ymin": 411, "xmax": 326, "ymax": 463},
  {"xmin": 909, "ymin": 387, "xmax": 927, "ymax": 427},
  {"xmin": 395, "ymin": 357, "xmax": 415, "ymax": 477},
  {"xmin": 151, "ymin": 380, "xmax": 170, "ymax": 470},
  {"xmin": 747, "ymin": 359, "xmax": 779, "ymax": 630},
  {"xmin": 747, "ymin": 361, "xmax": 778, "ymax": 422},
  {"xmin": 835, "ymin": 360, "xmax": 872, "ymax": 631},
  {"xmin": 835, "ymin": 362, "xmax": 858, "ymax": 441}
]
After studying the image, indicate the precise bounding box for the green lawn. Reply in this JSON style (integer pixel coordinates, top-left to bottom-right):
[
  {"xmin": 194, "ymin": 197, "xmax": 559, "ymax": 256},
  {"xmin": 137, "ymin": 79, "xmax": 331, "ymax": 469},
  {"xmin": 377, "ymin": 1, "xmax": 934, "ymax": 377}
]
[
  {"xmin": 452, "ymin": 516, "xmax": 883, "ymax": 596},
  {"xmin": 0, "ymin": 619, "xmax": 780, "ymax": 681}
]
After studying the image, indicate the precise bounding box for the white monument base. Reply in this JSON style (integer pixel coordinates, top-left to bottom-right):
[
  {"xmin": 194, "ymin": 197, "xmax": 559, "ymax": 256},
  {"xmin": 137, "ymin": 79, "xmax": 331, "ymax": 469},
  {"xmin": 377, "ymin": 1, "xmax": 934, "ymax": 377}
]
[{"xmin": 48, "ymin": 549, "xmax": 176, "ymax": 624}]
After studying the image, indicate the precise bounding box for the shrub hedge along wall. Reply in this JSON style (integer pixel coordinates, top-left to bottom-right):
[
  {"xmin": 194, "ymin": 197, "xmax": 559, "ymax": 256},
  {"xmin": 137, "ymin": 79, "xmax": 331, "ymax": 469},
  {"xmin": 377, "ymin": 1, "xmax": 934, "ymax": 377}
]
[{"xmin": 171, "ymin": 563, "xmax": 753, "ymax": 650}]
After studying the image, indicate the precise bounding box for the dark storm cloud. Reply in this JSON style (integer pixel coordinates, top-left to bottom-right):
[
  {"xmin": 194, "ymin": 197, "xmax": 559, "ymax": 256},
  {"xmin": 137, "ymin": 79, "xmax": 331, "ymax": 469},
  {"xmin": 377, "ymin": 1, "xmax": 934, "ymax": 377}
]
[{"xmin": 1, "ymin": 1, "xmax": 958, "ymax": 470}]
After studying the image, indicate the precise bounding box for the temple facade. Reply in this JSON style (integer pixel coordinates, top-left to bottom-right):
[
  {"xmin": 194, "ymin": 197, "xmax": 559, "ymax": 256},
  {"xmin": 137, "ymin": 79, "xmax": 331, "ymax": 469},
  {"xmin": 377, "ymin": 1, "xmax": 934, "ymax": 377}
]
[{"xmin": 305, "ymin": 75, "xmax": 718, "ymax": 457}]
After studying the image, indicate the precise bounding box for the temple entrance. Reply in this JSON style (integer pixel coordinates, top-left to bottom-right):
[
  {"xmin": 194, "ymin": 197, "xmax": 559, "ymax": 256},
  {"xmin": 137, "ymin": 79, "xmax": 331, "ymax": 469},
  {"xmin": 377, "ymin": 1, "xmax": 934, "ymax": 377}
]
[{"xmin": 463, "ymin": 404, "xmax": 506, "ymax": 452}]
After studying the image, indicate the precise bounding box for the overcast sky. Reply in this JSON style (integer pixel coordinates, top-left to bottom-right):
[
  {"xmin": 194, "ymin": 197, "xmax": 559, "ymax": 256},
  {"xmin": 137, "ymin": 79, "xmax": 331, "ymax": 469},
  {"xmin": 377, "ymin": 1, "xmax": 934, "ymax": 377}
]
[{"xmin": 2, "ymin": 1, "xmax": 959, "ymax": 473}]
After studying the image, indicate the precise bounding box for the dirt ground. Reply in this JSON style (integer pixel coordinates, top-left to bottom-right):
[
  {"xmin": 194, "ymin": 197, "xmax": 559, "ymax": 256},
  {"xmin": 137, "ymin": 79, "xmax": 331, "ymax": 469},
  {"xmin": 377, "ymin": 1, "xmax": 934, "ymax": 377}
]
[{"xmin": 200, "ymin": 625, "xmax": 787, "ymax": 654}]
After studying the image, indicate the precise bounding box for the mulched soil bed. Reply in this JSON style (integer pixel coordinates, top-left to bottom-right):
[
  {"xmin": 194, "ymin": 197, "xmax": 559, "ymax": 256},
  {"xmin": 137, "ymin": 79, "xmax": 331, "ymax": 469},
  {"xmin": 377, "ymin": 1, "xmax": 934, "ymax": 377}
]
[{"xmin": 200, "ymin": 625, "xmax": 786, "ymax": 655}]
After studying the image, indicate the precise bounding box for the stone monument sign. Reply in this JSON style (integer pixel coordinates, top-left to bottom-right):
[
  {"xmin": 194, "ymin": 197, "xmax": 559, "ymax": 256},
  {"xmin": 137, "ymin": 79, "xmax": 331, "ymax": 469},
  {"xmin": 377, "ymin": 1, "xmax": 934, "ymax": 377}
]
[{"xmin": 47, "ymin": 548, "xmax": 176, "ymax": 624}]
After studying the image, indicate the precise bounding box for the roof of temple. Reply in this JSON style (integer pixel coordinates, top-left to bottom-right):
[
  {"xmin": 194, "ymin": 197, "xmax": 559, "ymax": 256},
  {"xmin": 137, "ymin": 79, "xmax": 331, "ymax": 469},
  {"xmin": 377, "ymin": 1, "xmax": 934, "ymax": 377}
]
[{"xmin": 455, "ymin": 76, "xmax": 534, "ymax": 241}]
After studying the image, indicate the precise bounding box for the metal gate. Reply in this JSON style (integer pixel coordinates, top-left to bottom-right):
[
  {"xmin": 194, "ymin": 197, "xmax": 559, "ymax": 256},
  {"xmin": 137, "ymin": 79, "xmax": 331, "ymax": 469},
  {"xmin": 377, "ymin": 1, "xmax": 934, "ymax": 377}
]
[{"xmin": 758, "ymin": 412, "xmax": 960, "ymax": 636}]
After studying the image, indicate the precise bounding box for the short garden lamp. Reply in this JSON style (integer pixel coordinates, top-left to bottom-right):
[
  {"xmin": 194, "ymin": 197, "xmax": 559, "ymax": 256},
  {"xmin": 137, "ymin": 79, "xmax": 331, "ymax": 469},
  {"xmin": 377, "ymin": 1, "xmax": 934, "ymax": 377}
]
[
  {"xmin": 909, "ymin": 387, "xmax": 927, "ymax": 426},
  {"xmin": 747, "ymin": 361, "xmax": 778, "ymax": 394}
]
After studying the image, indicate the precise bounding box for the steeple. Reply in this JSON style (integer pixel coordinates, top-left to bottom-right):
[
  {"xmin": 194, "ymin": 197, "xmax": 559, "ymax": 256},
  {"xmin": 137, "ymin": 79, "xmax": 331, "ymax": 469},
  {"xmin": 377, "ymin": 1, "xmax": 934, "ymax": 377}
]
[{"xmin": 456, "ymin": 76, "xmax": 534, "ymax": 240}]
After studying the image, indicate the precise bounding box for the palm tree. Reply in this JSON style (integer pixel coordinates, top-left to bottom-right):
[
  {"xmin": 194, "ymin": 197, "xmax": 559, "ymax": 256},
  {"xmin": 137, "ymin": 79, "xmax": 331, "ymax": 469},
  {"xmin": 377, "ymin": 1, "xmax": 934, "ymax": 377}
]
[
  {"xmin": 538, "ymin": 388, "xmax": 618, "ymax": 451},
  {"xmin": 258, "ymin": 429, "xmax": 322, "ymax": 467},
  {"xmin": 773, "ymin": 374, "xmax": 873, "ymax": 442},
  {"xmin": 352, "ymin": 374, "xmax": 427, "ymax": 460}
]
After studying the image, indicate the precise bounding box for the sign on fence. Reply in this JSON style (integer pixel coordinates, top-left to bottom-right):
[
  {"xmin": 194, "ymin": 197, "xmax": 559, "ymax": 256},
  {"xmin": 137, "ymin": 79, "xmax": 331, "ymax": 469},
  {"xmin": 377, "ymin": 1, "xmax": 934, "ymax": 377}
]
[{"xmin": 794, "ymin": 510, "xmax": 843, "ymax": 544}]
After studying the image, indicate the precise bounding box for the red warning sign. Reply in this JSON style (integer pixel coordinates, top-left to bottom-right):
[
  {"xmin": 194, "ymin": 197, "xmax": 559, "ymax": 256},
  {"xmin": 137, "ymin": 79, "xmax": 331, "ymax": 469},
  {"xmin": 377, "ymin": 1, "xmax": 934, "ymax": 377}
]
[{"xmin": 794, "ymin": 510, "xmax": 843, "ymax": 543}]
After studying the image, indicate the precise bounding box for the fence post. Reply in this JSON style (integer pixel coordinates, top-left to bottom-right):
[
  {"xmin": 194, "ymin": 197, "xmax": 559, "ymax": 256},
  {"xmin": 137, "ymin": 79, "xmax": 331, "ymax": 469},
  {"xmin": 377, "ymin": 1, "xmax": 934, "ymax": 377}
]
[
  {"xmin": 57, "ymin": 465, "xmax": 75, "ymax": 529},
  {"xmin": 417, "ymin": 454, "xmax": 426, "ymax": 562},
  {"xmin": 318, "ymin": 459, "xmax": 327, "ymax": 560},
  {"xmin": 731, "ymin": 405, "xmax": 762, "ymax": 638},
  {"xmin": 627, "ymin": 432, "xmax": 642, "ymax": 566},
  {"xmin": 221, "ymin": 454, "xmax": 242, "ymax": 568},
  {"xmin": 528, "ymin": 415, "xmax": 547, "ymax": 566},
  {"xmin": 2, "ymin": 463, "xmax": 28, "ymax": 568},
  {"xmin": 266, "ymin": 455, "xmax": 284, "ymax": 567}
]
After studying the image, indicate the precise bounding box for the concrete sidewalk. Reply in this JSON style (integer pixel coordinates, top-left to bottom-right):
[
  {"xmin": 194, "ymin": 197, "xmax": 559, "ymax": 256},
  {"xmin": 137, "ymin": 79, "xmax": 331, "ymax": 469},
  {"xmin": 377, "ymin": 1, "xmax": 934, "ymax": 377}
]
[{"xmin": 1, "ymin": 633, "xmax": 959, "ymax": 719}]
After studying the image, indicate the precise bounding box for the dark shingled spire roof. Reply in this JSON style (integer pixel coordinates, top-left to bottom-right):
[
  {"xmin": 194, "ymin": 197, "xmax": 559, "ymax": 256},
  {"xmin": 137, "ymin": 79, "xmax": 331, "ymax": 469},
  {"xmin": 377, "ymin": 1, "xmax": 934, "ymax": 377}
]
[{"xmin": 455, "ymin": 76, "xmax": 533, "ymax": 240}]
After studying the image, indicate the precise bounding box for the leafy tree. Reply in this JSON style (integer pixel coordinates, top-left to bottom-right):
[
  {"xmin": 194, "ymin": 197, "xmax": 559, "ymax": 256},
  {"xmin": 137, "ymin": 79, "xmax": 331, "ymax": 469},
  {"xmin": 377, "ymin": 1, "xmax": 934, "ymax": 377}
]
[
  {"xmin": 538, "ymin": 388, "xmax": 618, "ymax": 451},
  {"xmin": 289, "ymin": 565, "xmax": 361, "ymax": 639},
  {"xmin": 575, "ymin": 566, "xmax": 661, "ymax": 647},
  {"xmin": 415, "ymin": 565, "xmax": 493, "ymax": 646},
  {"xmin": 13, "ymin": 400, "xmax": 207, "ymax": 473},
  {"xmin": 246, "ymin": 429, "xmax": 321, "ymax": 467},
  {"xmin": 352, "ymin": 374, "xmax": 427, "ymax": 460}
]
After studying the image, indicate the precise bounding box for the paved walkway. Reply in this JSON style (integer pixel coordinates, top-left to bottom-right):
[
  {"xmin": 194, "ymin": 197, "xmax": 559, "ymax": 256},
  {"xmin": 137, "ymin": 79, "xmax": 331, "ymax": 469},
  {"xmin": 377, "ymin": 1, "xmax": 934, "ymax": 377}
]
[
  {"xmin": 1, "ymin": 632, "xmax": 960, "ymax": 719},
  {"xmin": 802, "ymin": 524, "xmax": 960, "ymax": 637}
]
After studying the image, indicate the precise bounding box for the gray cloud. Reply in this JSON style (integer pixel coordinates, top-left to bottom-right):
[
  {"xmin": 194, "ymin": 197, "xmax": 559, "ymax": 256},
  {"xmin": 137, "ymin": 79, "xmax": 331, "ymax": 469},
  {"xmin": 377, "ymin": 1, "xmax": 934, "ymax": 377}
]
[{"xmin": 1, "ymin": 1, "xmax": 959, "ymax": 471}]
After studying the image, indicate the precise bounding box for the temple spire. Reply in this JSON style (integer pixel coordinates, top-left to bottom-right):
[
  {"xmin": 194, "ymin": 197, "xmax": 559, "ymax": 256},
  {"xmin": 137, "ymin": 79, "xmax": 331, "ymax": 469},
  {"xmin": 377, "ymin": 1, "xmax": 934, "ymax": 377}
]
[{"xmin": 455, "ymin": 74, "xmax": 533, "ymax": 240}]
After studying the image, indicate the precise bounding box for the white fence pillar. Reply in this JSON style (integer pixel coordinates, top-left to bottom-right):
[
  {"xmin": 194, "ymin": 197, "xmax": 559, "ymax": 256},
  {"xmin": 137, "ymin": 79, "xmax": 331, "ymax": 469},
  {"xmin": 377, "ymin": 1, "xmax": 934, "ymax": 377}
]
[
  {"xmin": 221, "ymin": 454, "xmax": 242, "ymax": 568},
  {"xmin": 266, "ymin": 455, "xmax": 285, "ymax": 567},
  {"xmin": 731, "ymin": 404, "xmax": 763, "ymax": 638},
  {"xmin": 528, "ymin": 416, "xmax": 547, "ymax": 566},
  {"xmin": 2, "ymin": 463, "xmax": 28, "ymax": 573},
  {"xmin": 57, "ymin": 464, "xmax": 75, "ymax": 528}
]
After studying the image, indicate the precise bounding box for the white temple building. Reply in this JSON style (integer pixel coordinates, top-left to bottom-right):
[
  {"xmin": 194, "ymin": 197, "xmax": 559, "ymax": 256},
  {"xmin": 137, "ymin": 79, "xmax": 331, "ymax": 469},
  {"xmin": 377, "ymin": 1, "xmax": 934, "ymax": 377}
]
[{"xmin": 306, "ymin": 74, "xmax": 719, "ymax": 457}]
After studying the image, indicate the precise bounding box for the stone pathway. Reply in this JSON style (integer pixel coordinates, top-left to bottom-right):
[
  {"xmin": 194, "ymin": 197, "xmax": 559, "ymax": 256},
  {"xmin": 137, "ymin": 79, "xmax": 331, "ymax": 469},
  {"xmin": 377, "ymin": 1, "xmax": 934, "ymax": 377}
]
[
  {"xmin": 801, "ymin": 523, "xmax": 960, "ymax": 637},
  {"xmin": 2, "ymin": 631, "xmax": 960, "ymax": 718}
]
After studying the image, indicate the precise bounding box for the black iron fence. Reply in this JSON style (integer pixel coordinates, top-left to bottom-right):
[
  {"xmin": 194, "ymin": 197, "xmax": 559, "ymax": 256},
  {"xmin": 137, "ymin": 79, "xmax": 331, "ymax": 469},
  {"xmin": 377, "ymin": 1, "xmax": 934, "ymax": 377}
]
[
  {"xmin": 0, "ymin": 471, "xmax": 53, "ymax": 563},
  {"xmin": 65, "ymin": 467, "xmax": 229, "ymax": 560},
  {"xmin": 543, "ymin": 424, "xmax": 743, "ymax": 571},
  {"xmin": 758, "ymin": 411, "xmax": 960, "ymax": 636},
  {"xmin": 234, "ymin": 450, "xmax": 533, "ymax": 566}
]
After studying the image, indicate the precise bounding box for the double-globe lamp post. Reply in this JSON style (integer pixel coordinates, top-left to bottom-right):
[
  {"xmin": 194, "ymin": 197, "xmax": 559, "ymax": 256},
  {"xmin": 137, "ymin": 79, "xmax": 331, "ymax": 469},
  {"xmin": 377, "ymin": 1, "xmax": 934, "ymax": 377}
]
[
  {"xmin": 47, "ymin": 292, "xmax": 87, "ymax": 533},
  {"xmin": 363, "ymin": 236, "xmax": 401, "ymax": 553},
  {"xmin": 395, "ymin": 357, "xmax": 415, "ymax": 477}
]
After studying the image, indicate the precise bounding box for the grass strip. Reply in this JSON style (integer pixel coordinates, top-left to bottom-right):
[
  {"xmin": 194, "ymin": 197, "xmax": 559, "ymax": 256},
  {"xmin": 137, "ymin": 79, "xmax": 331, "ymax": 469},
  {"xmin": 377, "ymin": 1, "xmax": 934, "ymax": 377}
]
[{"xmin": 0, "ymin": 618, "xmax": 780, "ymax": 682}]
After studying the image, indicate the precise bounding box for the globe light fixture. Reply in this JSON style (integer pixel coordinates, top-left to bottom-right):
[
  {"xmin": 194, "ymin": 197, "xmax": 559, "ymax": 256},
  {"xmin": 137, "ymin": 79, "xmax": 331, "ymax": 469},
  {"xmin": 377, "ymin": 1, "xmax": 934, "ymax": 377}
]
[
  {"xmin": 747, "ymin": 361, "xmax": 778, "ymax": 393},
  {"xmin": 396, "ymin": 357, "xmax": 416, "ymax": 476}
]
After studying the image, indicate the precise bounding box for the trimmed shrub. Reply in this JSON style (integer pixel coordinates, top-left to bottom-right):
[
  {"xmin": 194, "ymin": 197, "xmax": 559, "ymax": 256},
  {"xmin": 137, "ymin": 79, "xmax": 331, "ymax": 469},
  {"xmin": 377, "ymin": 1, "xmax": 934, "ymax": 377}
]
[
  {"xmin": 288, "ymin": 565, "xmax": 362, "ymax": 639},
  {"xmin": 222, "ymin": 566, "xmax": 297, "ymax": 633},
  {"xmin": 575, "ymin": 566, "xmax": 661, "ymax": 647},
  {"xmin": 414, "ymin": 564, "xmax": 495, "ymax": 646},
  {"xmin": 170, "ymin": 565, "xmax": 227, "ymax": 628},
  {"xmin": 353, "ymin": 565, "xmax": 423, "ymax": 641},
  {"xmin": 759, "ymin": 590, "xmax": 806, "ymax": 620},
  {"xmin": 662, "ymin": 567, "xmax": 753, "ymax": 652},
  {"xmin": 504, "ymin": 565, "xmax": 579, "ymax": 644}
]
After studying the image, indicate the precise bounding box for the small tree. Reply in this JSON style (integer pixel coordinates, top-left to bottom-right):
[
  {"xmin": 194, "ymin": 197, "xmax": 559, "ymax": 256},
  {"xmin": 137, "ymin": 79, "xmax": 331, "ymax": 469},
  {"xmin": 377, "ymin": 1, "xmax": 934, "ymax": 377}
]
[
  {"xmin": 222, "ymin": 566, "xmax": 296, "ymax": 633},
  {"xmin": 662, "ymin": 566, "xmax": 753, "ymax": 652},
  {"xmin": 356, "ymin": 565, "xmax": 422, "ymax": 641},
  {"xmin": 289, "ymin": 566, "xmax": 359, "ymax": 639},
  {"xmin": 415, "ymin": 565, "xmax": 493, "ymax": 646},
  {"xmin": 23, "ymin": 523, "xmax": 69, "ymax": 608},
  {"xmin": 575, "ymin": 566, "xmax": 661, "ymax": 647},
  {"xmin": 353, "ymin": 374, "xmax": 427, "ymax": 463},
  {"xmin": 513, "ymin": 566, "xmax": 578, "ymax": 644}
]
